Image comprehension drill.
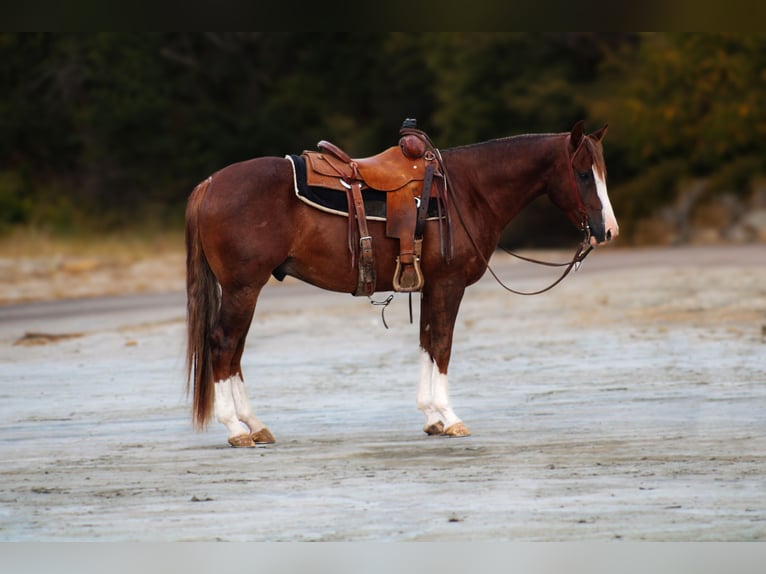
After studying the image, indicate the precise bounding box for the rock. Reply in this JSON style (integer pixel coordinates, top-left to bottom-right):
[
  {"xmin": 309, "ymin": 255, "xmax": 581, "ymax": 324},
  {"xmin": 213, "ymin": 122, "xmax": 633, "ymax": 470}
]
[{"xmin": 740, "ymin": 209, "xmax": 766, "ymax": 242}]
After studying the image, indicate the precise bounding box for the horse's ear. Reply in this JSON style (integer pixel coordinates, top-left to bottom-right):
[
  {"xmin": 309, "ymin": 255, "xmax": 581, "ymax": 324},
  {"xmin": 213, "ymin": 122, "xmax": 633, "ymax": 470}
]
[
  {"xmin": 590, "ymin": 124, "xmax": 608, "ymax": 142},
  {"xmin": 570, "ymin": 120, "xmax": 585, "ymax": 151}
]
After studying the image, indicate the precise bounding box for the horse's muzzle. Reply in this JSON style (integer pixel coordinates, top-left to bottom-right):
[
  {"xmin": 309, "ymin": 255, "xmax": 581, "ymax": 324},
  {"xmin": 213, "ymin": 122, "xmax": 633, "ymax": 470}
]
[{"xmin": 589, "ymin": 222, "xmax": 619, "ymax": 246}]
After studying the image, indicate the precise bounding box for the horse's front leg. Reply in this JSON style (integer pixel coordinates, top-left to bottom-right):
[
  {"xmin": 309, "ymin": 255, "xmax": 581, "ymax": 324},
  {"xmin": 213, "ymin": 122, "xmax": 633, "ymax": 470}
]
[{"xmin": 416, "ymin": 285, "xmax": 471, "ymax": 437}]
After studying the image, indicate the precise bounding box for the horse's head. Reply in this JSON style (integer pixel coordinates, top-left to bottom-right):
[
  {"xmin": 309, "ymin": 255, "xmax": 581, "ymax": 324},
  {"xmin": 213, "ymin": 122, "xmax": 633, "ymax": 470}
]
[{"xmin": 549, "ymin": 121, "xmax": 619, "ymax": 247}]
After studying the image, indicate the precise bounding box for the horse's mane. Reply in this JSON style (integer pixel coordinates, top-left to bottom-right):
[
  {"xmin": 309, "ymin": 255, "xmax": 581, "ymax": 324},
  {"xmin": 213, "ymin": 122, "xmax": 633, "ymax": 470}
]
[
  {"xmin": 445, "ymin": 131, "xmax": 607, "ymax": 177},
  {"xmin": 445, "ymin": 132, "xmax": 563, "ymax": 153}
]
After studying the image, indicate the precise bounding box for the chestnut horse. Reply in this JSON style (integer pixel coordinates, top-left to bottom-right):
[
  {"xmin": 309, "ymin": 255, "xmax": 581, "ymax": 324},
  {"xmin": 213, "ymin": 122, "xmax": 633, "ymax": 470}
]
[{"xmin": 185, "ymin": 121, "xmax": 618, "ymax": 447}]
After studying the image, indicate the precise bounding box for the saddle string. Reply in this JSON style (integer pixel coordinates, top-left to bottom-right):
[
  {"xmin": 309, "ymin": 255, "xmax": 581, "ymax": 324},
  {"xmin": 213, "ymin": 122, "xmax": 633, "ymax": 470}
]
[{"xmin": 317, "ymin": 154, "xmax": 367, "ymax": 271}]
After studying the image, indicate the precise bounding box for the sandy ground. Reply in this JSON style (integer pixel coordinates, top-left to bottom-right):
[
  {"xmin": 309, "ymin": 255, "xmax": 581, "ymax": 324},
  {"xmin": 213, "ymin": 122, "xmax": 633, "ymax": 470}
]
[
  {"xmin": 0, "ymin": 244, "xmax": 764, "ymax": 541},
  {"xmin": 0, "ymin": 251, "xmax": 186, "ymax": 305}
]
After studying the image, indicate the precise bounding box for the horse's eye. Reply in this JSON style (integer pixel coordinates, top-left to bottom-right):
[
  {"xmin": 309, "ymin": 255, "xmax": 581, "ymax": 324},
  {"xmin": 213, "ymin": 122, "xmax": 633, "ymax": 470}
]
[{"xmin": 577, "ymin": 171, "xmax": 590, "ymax": 181}]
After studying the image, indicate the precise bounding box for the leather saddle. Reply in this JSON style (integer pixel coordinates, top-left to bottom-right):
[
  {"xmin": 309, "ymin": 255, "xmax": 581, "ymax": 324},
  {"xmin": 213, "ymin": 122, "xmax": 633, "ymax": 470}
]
[{"xmin": 300, "ymin": 122, "xmax": 446, "ymax": 296}]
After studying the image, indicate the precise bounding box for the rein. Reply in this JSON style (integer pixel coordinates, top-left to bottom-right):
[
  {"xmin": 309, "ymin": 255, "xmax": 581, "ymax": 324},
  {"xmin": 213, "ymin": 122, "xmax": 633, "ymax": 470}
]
[{"xmin": 487, "ymin": 240, "xmax": 593, "ymax": 296}]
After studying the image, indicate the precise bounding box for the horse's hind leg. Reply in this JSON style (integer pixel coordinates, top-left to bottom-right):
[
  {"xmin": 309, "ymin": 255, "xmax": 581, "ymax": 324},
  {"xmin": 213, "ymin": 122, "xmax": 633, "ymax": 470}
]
[
  {"xmin": 212, "ymin": 285, "xmax": 275, "ymax": 447},
  {"xmin": 229, "ymin": 317, "xmax": 275, "ymax": 445}
]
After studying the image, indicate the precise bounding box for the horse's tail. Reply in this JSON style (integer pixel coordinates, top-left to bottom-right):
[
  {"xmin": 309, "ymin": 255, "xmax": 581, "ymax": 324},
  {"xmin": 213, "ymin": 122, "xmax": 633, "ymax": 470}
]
[{"xmin": 185, "ymin": 176, "xmax": 218, "ymax": 430}]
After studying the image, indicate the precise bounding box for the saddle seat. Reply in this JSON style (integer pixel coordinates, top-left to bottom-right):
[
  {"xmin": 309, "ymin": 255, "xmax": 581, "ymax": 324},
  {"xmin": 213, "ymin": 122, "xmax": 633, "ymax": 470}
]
[
  {"xmin": 305, "ymin": 142, "xmax": 430, "ymax": 193},
  {"xmin": 300, "ymin": 124, "xmax": 445, "ymax": 296}
]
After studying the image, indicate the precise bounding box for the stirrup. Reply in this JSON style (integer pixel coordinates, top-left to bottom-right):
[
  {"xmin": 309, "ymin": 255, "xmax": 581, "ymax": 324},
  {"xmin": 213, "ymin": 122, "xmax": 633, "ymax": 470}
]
[{"xmin": 392, "ymin": 256, "xmax": 424, "ymax": 292}]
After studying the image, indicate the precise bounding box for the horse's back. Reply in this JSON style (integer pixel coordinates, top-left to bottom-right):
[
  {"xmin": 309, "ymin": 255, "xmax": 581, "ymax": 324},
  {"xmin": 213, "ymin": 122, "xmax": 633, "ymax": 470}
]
[
  {"xmin": 204, "ymin": 155, "xmax": 292, "ymax": 201},
  {"xmin": 194, "ymin": 156, "xmax": 297, "ymax": 226}
]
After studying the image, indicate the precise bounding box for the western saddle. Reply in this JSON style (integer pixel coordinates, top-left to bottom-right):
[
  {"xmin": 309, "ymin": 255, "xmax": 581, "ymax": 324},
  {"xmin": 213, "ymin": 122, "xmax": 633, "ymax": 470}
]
[{"xmin": 301, "ymin": 119, "xmax": 448, "ymax": 296}]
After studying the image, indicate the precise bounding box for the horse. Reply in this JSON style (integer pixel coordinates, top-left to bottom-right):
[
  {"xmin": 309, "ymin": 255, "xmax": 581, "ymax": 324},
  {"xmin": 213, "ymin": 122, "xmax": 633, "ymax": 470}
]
[{"xmin": 185, "ymin": 120, "xmax": 618, "ymax": 447}]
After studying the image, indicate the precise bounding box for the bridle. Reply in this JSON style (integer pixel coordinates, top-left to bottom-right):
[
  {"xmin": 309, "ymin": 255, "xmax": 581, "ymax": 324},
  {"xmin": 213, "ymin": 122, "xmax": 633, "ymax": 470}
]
[
  {"xmin": 453, "ymin": 133, "xmax": 594, "ymax": 296},
  {"xmin": 564, "ymin": 133, "xmax": 592, "ymax": 242}
]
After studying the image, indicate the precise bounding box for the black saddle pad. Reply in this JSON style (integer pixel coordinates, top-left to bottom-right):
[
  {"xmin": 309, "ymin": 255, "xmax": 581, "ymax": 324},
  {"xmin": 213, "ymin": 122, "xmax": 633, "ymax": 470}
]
[{"xmin": 288, "ymin": 154, "xmax": 440, "ymax": 220}]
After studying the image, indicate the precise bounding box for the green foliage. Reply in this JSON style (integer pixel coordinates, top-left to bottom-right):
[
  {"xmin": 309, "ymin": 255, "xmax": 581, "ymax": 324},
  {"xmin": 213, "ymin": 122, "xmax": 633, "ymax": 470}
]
[
  {"xmin": 600, "ymin": 34, "xmax": 766, "ymax": 170},
  {"xmin": 424, "ymin": 33, "xmax": 595, "ymax": 145},
  {"xmin": 595, "ymin": 33, "xmax": 766, "ymax": 239},
  {"xmin": 1, "ymin": 33, "xmax": 765, "ymax": 243},
  {"xmin": 0, "ymin": 170, "xmax": 30, "ymax": 229}
]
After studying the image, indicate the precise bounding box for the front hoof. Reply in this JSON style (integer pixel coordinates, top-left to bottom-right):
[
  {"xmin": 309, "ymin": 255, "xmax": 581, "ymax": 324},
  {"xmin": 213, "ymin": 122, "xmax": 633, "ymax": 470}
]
[
  {"xmin": 424, "ymin": 421, "xmax": 445, "ymax": 436},
  {"xmin": 251, "ymin": 428, "xmax": 276, "ymax": 444},
  {"xmin": 442, "ymin": 422, "xmax": 471, "ymax": 437},
  {"xmin": 228, "ymin": 434, "xmax": 256, "ymax": 448}
]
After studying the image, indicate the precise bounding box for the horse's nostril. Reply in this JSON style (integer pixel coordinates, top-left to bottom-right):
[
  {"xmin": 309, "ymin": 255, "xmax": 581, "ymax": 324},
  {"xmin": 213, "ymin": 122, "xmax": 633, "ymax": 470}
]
[{"xmin": 606, "ymin": 229, "xmax": 612, "ymax": 241}]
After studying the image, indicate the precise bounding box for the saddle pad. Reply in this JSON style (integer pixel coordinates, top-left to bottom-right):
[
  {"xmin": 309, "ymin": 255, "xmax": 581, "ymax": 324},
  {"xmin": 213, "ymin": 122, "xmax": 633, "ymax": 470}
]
[{"xmin": 287, "ymin": 155, "xmax": 440, "ymax": 221}]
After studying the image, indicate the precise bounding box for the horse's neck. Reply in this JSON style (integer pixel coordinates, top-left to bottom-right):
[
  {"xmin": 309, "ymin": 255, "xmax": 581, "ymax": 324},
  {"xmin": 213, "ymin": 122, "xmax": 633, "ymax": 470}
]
[{"xmin": 442, "ymin": 133, "xmax": 566, "ymax": 229}]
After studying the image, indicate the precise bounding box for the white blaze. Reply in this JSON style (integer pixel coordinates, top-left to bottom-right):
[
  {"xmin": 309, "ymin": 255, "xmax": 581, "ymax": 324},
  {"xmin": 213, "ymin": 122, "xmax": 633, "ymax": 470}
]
[{"xmin": 593, "ymin": 166, "xmax": 619, "ymax": 243}]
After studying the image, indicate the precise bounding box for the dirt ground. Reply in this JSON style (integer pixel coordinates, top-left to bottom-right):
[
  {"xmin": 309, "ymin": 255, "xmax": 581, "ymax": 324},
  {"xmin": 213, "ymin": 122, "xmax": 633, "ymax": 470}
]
[{"xmin": 0, "ymin": 244, "xmax": 764, "ymax": 541}]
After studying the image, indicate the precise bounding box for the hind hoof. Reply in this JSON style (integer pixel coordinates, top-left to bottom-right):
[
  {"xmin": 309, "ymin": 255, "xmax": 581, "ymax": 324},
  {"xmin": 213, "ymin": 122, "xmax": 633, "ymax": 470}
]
[
  {"xmin": 228, "ymin": 434, "xmax": 256, "ymax": 448},
  {"xmin": 251, "ymin": 428, "xmax": 276, "ymax": 444},
  {"xmin": 424, "ymin": 421, "xmax": 445, "ymax": 436},
  {"xmin": 442, "ymin": 422, "xmax": 471, "ymax": 437}
]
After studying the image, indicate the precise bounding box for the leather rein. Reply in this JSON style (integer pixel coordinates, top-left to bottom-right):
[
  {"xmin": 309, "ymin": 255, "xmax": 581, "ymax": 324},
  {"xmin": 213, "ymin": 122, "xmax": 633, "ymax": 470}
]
[{"xmin": 446, "ymin": 133, "xmax": 594, "ymax": 296}]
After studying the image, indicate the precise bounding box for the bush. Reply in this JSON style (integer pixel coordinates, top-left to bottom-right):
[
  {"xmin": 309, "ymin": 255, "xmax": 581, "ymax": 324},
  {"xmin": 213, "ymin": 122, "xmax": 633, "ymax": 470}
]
[{"xmin": 0, "ymin": 171, "xmax": 30, "ymax": 229}]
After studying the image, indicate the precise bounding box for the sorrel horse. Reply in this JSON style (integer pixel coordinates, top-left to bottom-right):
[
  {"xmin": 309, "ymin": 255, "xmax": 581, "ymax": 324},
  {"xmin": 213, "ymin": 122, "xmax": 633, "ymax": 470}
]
[{"xmin": 185, "ymin": 121, "xmax": 618, "ymax": 447}]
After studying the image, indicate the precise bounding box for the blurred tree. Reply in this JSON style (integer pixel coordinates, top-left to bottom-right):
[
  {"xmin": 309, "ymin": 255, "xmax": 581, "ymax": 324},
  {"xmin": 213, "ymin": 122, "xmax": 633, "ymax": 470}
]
[
  {"xmin": 1, "ymin": 33, "xmax": 762, "ymax": 244},
  {"xmin": 595, "ymin": 33, "xmax": 766, "ymax": 239}
]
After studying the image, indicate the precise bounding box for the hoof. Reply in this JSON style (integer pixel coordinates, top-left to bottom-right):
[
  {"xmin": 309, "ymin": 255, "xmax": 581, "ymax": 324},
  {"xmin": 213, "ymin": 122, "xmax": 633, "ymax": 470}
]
[
  {"xmin": 442, "ymin": 422, "xmax": 471, "ymax": 437},
  {"xmin": 251, "ymin": 428, "xmax": 276, "ymax": 444},
  {"xmin": 228, "ymin": 434, "xmax": 256, "ymax": 448},
  {"xmin": 424, "ymin": 421, "xmax": 445, "ymax": 436}
]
